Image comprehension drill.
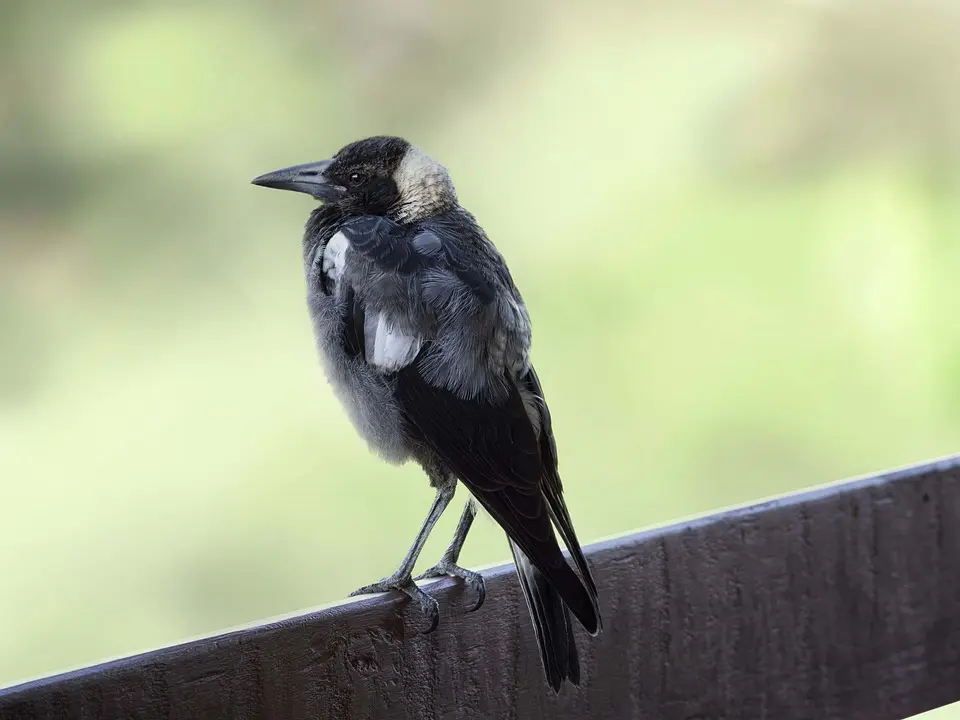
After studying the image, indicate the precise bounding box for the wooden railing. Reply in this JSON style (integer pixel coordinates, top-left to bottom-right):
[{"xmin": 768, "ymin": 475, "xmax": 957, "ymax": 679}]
[{"xmin": 2, "ymin": 456, "xmax": 959, "ymax": 719}]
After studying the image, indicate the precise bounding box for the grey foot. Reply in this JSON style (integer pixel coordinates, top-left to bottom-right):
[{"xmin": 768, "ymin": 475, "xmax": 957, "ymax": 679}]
[
  {"xmin": 414, "ymin": 558, "xmax": 486, "ymax": 613},
  {"xmin": 349, "ymin": 573, "xmax": 441, "ymax": 634}
]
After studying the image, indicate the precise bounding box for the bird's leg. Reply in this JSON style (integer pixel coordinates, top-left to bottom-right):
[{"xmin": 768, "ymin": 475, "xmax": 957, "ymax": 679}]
[
  {"xmin": 348, "ymin": 479, "xmax": 456, "ymax": 633},
  {"xmin": 414, "ymin": 498, "xmax": 486, "ymax": 612}
]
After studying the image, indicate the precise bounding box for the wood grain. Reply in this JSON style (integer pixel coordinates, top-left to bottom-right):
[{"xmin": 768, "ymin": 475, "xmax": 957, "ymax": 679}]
[{"xmin": 2, "ymin": 456, "xmax": 959, "ymax": 719}]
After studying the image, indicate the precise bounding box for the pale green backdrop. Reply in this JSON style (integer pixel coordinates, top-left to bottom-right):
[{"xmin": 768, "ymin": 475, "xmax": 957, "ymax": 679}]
[{"xmin": 1, "ymin": 0, "xmax": 958, "ymax": 715}]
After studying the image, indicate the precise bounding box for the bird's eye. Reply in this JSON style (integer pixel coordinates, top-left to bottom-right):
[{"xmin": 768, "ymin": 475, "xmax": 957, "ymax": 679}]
[{"xmin": 348, "ymin": 172, "xmax": 366, "ymax": 186}]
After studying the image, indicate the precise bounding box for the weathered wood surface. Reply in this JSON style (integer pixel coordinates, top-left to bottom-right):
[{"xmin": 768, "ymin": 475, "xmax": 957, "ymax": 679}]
[{"xmin": 2, "ymin": 456, "xmax": 959, "ymax": 720}]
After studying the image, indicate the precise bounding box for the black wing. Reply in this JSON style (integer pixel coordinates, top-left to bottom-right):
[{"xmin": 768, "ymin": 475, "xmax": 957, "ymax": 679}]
[
  {"xmin": 522, "ymin": 367, "xmax": 600, "ymax": 612},
  {"xmin": 339, "ymin": 215, "xmax": 425, "ymax": 275},
  {"xmin": 394, "ymin": 362, "xmax": 601, "ymax": 635},
  {"xmin": 334, "ymin": 215, "xmax": 430, "ymax": 362},
  {"xmin": 343, "ymin": 216, "xmax": 496, "ymax": 304}
]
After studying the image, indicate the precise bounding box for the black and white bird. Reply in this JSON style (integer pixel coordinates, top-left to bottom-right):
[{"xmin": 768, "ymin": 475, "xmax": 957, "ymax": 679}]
[{"xmin": 252, "ymin": 136, "xmax": 601, "ymax": 690}]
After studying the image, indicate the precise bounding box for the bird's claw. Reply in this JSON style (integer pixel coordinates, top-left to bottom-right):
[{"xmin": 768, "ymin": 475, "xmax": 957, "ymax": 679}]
[
  {"xmin": 414, "ymin": 557, "xmax": 486, "ymax": 613},
  {"xmin": 349, "ymin": 573, "xmax": 441, "ymax": 634}
]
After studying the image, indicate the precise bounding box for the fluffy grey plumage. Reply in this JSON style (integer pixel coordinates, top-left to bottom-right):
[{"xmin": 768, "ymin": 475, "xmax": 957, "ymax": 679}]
[{"xmin": 252, "ymin": 136, "xmax": 601, "ymax": 691}]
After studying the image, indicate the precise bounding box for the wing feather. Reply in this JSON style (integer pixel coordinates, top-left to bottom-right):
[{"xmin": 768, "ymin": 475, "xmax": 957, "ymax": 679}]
[
  {"xmin": 522, "ymin": 367, "xmax": 601, "ymax": 619},
  {"xmin": 394, "ymin": 362, "xmax": 600, "ymax": 634}
]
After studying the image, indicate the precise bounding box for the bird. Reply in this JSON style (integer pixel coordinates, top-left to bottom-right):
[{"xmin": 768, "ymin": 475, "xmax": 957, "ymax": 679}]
[{"xmin": 251, "ymin": 136, "xmax": 601, "ymax": 691}]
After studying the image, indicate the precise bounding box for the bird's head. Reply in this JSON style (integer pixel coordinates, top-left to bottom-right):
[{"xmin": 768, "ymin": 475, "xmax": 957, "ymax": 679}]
[{"xmin": 252, "ymin": 136, "xmax": 457, "ymax": 223}]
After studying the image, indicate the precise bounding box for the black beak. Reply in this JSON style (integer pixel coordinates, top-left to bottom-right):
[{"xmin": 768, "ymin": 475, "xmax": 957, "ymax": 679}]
[{"xmin": 251, "ymin": 159, "xmax": 343, "ymax": 201}]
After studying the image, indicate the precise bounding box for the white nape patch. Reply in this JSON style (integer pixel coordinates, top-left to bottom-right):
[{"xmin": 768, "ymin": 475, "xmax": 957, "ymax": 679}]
[
  {"xmin": 368, "ymin": 312, "xmax": 422, "ymax": 372},
  {"xmin": 393, "ymin": 146, "xmax": 457, "ymax": 223},
  {"xmin": 322, "ymin": 231, "xmax": 348, "ymax": 282}
]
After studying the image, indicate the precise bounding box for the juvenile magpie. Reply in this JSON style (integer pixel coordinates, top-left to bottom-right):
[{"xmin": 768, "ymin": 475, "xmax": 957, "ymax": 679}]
[{"xmin": 252, "ymin": 136, "xmax": 601, "ymax": 690}]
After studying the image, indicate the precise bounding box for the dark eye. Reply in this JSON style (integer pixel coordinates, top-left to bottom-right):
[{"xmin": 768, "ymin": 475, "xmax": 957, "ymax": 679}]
[{"xmin": 348, "ymin": 172, "xmax": 366, "ymax": 186}]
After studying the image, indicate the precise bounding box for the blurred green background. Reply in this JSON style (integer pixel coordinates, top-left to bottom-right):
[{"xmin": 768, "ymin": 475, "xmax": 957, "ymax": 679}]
[{"xmin": 1, "ymin": 0, "xmax": 959, "ymax": 714}]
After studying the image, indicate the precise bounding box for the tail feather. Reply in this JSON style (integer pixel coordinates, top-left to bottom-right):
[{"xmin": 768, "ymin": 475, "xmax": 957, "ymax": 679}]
[{"xmin": 510, "ymin": 541, "xmax": 581, "ymax": 692}]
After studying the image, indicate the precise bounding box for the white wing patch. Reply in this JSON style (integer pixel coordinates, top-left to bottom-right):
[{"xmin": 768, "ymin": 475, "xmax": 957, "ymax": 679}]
[
  {"xmin": 366, "ymin": 312, "xmax": 422, "ymax": 372},
  {"xmin": 324, "ymin": 229, "xmax": 419, "ymax": 373},
  {"xmin": 322, "ymin": 231, "xmax": 348, "ymax": 284}
]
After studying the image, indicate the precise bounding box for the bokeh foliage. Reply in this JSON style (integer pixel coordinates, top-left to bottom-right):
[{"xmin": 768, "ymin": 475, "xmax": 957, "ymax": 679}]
[{"xmin": 1, "ymin": 1, "xmax": 958, "ymax": 713}]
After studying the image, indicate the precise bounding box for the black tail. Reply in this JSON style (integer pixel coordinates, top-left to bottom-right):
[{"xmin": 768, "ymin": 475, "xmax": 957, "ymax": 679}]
[{"xmin": 510, "ymin": 540, "xmax": 581, "ymax": 692}]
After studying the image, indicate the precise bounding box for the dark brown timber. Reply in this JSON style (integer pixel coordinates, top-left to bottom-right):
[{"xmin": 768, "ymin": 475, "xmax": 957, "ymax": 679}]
[{"xmin": 2, "ymin": 456, "xmax": 959, "ymax": 719}]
